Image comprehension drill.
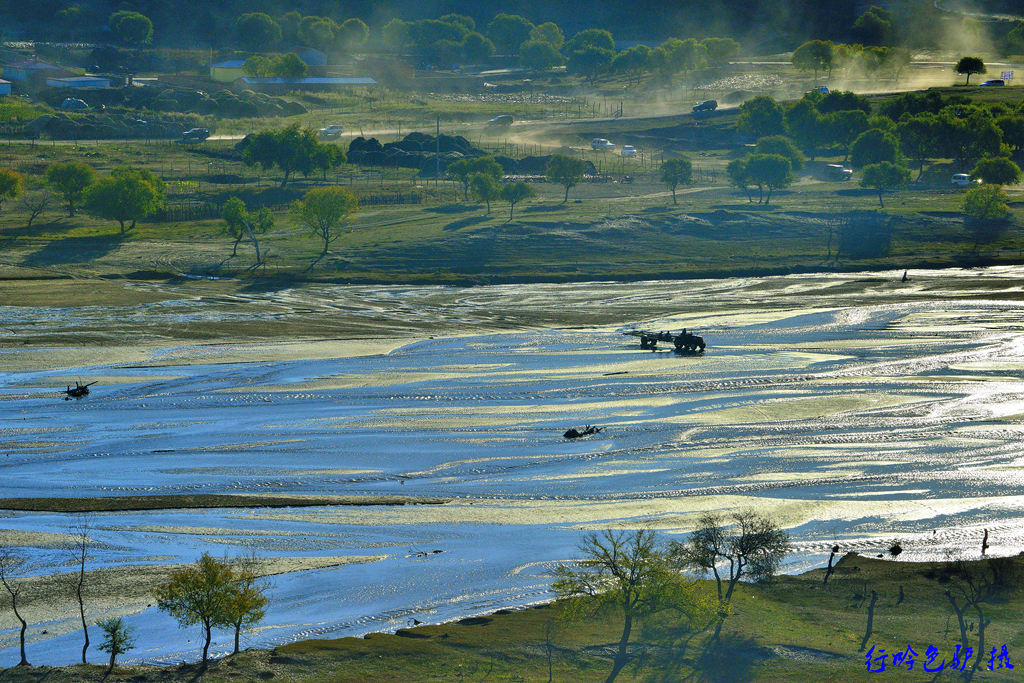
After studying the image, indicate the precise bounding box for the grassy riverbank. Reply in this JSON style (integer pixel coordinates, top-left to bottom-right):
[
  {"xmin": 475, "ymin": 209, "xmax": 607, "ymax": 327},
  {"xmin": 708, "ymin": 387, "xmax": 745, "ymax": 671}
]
[{"xmin": 2, "ymin": 553, "xmax": 1022, "ymax": 681}]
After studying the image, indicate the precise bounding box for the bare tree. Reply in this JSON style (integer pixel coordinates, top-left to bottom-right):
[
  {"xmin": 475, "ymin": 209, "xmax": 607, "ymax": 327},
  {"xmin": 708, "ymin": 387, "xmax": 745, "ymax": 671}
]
[
  {"xmin": 18, "ymin": 190, "xmax": 51, "ymax": 229},
  {"xmin": 553, "ymin": 529, "xmax": 713, "ymax": 683},
  {"xmin": 0, "ymin": 547, "xmax": 30, "ymax": 666},
  {"xmin": 68, "ymin": 516, "xmax": 92, "ymax": 664}
]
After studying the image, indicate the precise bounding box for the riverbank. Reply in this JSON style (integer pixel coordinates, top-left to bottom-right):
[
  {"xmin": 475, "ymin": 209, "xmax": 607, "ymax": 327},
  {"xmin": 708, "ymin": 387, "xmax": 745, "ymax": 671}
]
[{"xmin": 2, "ymin": 552, "xmax": 1021, "ymax": 681}]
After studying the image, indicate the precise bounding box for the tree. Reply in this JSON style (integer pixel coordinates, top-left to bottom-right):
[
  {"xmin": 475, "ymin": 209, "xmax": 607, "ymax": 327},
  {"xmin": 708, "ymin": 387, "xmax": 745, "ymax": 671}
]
[
  {"xmin": 669, "ymin": 510, "xmax": 790, "ymax": 607},
  {"xmin": 46, "ymin": 161, "xmax": 95, "ymax": 216},
  {"xmin": 299, "ymin": 16, "xmax": 334, "ymax": 49},
  {"xmin": 567, "ymin": 46, "xmax": 615, "ymax": 83},
  {"xmin": 554, "ymin": 530, "xmax": 714, "ymax": 683},
  {"xmin": 785, "ymin": 99, "xmax": 828, "ymax": 159},
  {"xmin": 860, "ymin": 161, "xmax": 911, "ymax": 207},
  {"xmin": 154, "ymin": 553, "xmax": 236, "ymax": 663},
  {"xmin": 448, "ymin": 157, "xmax": 501, "ymax": 200},
  {"xmin": 850, "ymin": 128, "xmax": 900, "ymax": 170},
  {"xmin": 462, "ymin": 32, "xmax": 496, "ymax": 62},
  {"xmin": 754, "ymin": 135, "xmax": 804, "ymax": 172},
  {"xmin": 955, "ymin": 56, "xmax": 986, "ymax": 85},
  {"xmin": 547, "ymin": 154, "xmax": 588, "ymax": 203},
  {"xmin": 727, "ymin": 158, "xmax": 753, "ymax": 202},
  {"xmin": 702, "ymin": 37, "xmax": 739, "ymax": 65},
  {"xmin": 896, "ymin": 115, "xmax": 938, "ymax": 179},
  {"xmin": 471, "ymin": 173, "xmax": 500, "ymax": 214},
  {"xmin": 972, "ymin": 156, "xmax": 1022, "ymax": 185},
  {"xmin": 996, "ymin": 115, "xmax": 1024, "ymax": 152},
  {"xmin": 274, "ymin": 53, "xmax": 308, "ymax": 79},
  {"xmin": 963, "ymin": 184, "xmax": 1010, "ymax": 220},
  {"xmin": 659, "ymin": 157, "xmax": 693, "ymax": 205},
  {"xmin": 337, "ymin": 18, "xmax": 369, "ymax": 52},
  {"xmin": 279, "ymin": 11, "xmax": 302, "ymax": 43},
  {"xmin": 235, "ymin": 13, "xmax": 281, "ymax": 50},
  {"xmin": 791, "ymin": 40, "xmax": 833, "ymax": 81},
  {"xmin": 564, "ymin": 28, "xmax": 615, "ymax": 53},
  {"xmin": 242, "ymin": 125, "xmax": 326, "ymax": 187},
  {"xmin": 0, "ymin": 548, "xmax": 29, "ymax": 666},
  {"xmin": 68, "ymin": 518, "xmax": 92, "ymax": 663},
  {"xmin": 18, "ymin": 190, "xmax": 51, "ymax": 229},
  {"xmin": 611, "ymin": 45, "xmax": 650, "ymax": 84},
  {"xmin": 744, "ymin": 153, "xmax": 793, "ymax": 204},
  {"xmin": 381, "ymin": 19, "xmax": 411, "ymax": 51},
  {"xmin": 529, "ymin": 22, "xmax": 564, "ymax": 50},
  {"xmin": 222, "ymin": 197, "xmax": 273, "ymax": 266},
  {"xmin": 500, "ymin": 181, "xmax": 535, "ymax": 220},
  {"xmin": 96, "ymin": 617, "xmax": 134, "ymax": 673},
  {"xmin": 82, "ymin": 168, "xmax": 165, "ymax": 234},
  {"xmin": 486, "ymin": 13, "xmax": 534, "ymax": 55},
  {"xmin": 853, "ymin": 6, "xmax": 893, "ymax": 46},
  {"xmin": 439, "ymin": 13, "xmax": 475, "ymax": 31},
  {"xmin": 291, "ymin": 187, "xmax": 359, "ymax": 259},
  {"xmin": 0, "ymin": 169, "xmax": 24, "ymax": 216},
  {"xmin": 243, "ymin": 55, "xmax": 273, "ymax": 78},
  {"xmin": 825, "ymin": 110, "xmax": 870, "ymax": 162},
  {"xmin": 222, "ymin": 560, "xmax": 268, "ymax": 655},
  {"xmin": 520, "ymin": 40, "xmax": 565, "ymax": 70},
  {"xmin": 109, "ymin": 10, "xmax": 153, "ymax": 45},
  {"xmin": 736, "ymin": 96, "xmax": 786, "ymax": 139}
]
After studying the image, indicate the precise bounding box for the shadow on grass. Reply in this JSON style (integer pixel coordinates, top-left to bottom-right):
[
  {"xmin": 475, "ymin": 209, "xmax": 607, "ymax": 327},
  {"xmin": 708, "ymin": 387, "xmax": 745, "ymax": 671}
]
[
  {"xmin": 0, "ymin": 219, "xmax": 77, "ymax": 240},
  {"xmin": 522, "ymin": 203, "xmax": 568, "ymax": 213},
  {"xmin": 691, "ymin": 634, "xmax": 770, "ymax": 682},
  {"xmin": 443, "ymin": 215, "xmax": 490, "ymax": 231},
  {"xmin": 23, "ymin": 233, "xmax": 124, "ymax": 266},
  {"xmin": 835, "ymin": 188, "xmax": 876, "ymax": 197},
  {"xmin": 709, "ymin": 203, "xmax": 774, "ymax": 211},
  {"xmin": 426, "ymin": 203, "xmax": 475, "ymax": 214}
]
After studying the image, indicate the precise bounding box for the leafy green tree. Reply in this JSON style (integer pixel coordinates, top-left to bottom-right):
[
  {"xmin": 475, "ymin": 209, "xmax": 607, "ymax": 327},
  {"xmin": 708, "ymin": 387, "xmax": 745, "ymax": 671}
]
[
  {"xmin": 936, "ymin": 109, "xmax": 1002, "ymax": 169},
  {"xmin": 154, "ymin": 553, "xmax": 235, "ymax": 663},
  {"xmin": 337, "ymin": 18, "xmax": 369, "ymax": 52},
  {"xmin": 653, "ymin": 37, "xmax": 706, "ymax": 79},
  {"xmin": 242, "ymin": 125, "xmax": 327, "ymax": 187},
  {"xmin": 235, "ymin": 13, "xmax": 281, "ymax": 50},
  {"xmin": 448, "ymin": 157, "xmax": 502, "ymax": 200},
  {"xmin": 299, "ymin": 16, "xmax": 334, "ymax": 49},
  {"xmin": 850, "ymin": 128, "xmax": 900, "ymax": 169},
  {"xmin": 554, "ymin": 530, "xmax": 714, "ymax": 683},
  {"xmin": 222, "ymin": 197, "xmax": 273, "ymax": 265},
  {"xmin": 279, "ymin": 11, "xmax": 302, "ymax": 43},
  {"xmin": 860, "ymin": 161, "xmax": 911, "ymax": 207},
  {"xmin": 744, "ymin": 153, "xmax": 793, "ymax": 204},
  {"xmin": 659, "ymin": 157, "xmax": 693, "ymax": 205},
  {"xmin": 0, "ymin": 169, "xmax": 25, "ymax": 217},
  {"xmin": 996, "ymin": 115, "xmax": 1024, "ymax": 152},
  {"xmin": 547, "ymin": 154, "xmax": 588, "ymax": 203},
  {"xmin": 273, "ymin": 53, "xmax": 308, "ymax": 79},
  {"xmin": 972, "ymin": 156, "xmax": 1022, "ymax": 185},
  {"xmin": 520, "ymin": 40, "xmax": 564, "ymax": 70},
  {"xmin": 381, "ymin": 19, "xmax": 411, "ymax": 51},
  {"xmin": 825, "ymin": 110, "xmax": 871, "ymax": 162},
  {"xmin": 109, "ymin": 10, "xmax": 153, "ymax": 45},
  {"xmin": 83, "ymin": 168, "xmax": 165, "ymax": 234},
  {"xmin": 815, "ymin": 90, "xmax": 871, "ymax": 114},
  {"xmin": 896, "ymin": 115, "xmax": 938, "ymax": 178},
  {"xmin": 755, "ymin": 135, "xmax": 804, "ymax": 172},
  {"xmin": 486, "ymin": 13, "xmax": 534, "ymax": 54},
  {"xmin": 96, "ymin": 617, "xmax": 134, "ymax": 674},
  {"xmin": 611, "ymin": 45, "xmax": 651, "ymax": 84},
  {"xmin": 462, "ymin": 32, "xmax": 496, "ymax": 62},
  {"xmin": 702, "ymin": 37, "xmax": 740, "ymax": 65},
  {"xmin": 470, "ymin": 173, "xmax": 500, "ymax": 214},
  {"xmin": 853, "ymin": 6, "xmax": 894, "ymax": 46},
  {"xmin": 222, "ymin": 562, "xmax": 268, "ymax": 655},
  {"xmin": 567, "ymin": 46, "xmax": 615, "ymax": 83},
  {"xmin": 736, "ymin": 96, "xmax": 786, "ymax": 139},
  {"xmin": 791, "ymin": 40, "xmax": 833, "ymax": 81},
  {"xmin": 291, "ymin": 187, "xmax": 359, "ymax": 258},
  {"xmin": 963, "ymin": 184, "xmax": 1010, "ymax": 220},
  {"xmin": 500, "ymin": 181, "xmax": 535, "ymax": 220},
  {"xmin": 564, "ymin": 28, "xmax": 614, "ymax": 53},
  {"xmin": 529, "ymin": 22, "xmax": 564, "ymax": 50},
  {"xmin": 727, "ymin": 158, "xmax": 753, "ymax": 202},
  {"xmin": 955, "ymin": 56, "xmax": 986, "ymax": 85},
  {"xmin": 243, "ymin": 55, "xmax": 273, "ymax": 77},
  {"xmin": 784, "ymin": 100, "xmax": 828, "ymax": 159}
]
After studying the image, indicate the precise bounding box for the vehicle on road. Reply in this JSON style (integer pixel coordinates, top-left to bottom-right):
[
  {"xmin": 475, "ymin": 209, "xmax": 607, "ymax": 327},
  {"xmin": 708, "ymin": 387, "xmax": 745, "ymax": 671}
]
[
  {"xmin": 591, "ymin": 138, "xmax": 615, "ymax": 150},
  {"xmin": 825, "ymin": 164, "xmax": 853, "ymax": 181},
  {"xmin": 980, "ymin": 79, "xmax": 1005, "ymax": 86},
  {"xmin": 60, "ymin": 98, "xmax": 89, "ymax": 111},
  {"xmin": 181, "ymin": 127, "xmax": 210, "ymax": 142},
  {"xmin": 692, "ymin": 100, "xmax": 717, "ymax": 113},
  {"xmin": 487, "ymin": 114, "xmax": 514, "ymax": 127},
  {"xmin": 318, "ymin": 124, "xmax": 345, "ymax": 139},
  {"xmin": 621, "ymin": 145, "xmax": 637, "ymax": 157}
]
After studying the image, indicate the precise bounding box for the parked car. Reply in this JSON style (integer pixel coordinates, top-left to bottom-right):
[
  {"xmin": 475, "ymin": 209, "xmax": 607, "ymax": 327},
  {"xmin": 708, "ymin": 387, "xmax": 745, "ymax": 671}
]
[
  {"xmin": 980, "ymin": 79, "xmax": 1005, "ymax": 86},
  {"xmin": 487, "ymin": 114, "xmax": 514, "ymax": 127},
  {"xmin": 182, "ymin": 127, "xmax": 210, "ymax": 142},
  {"xmin": 318, "ymin": 124, "xmax": 345, "ymax": 139},
  {"xmin": 60, "ymin": 98, "xmax": 89, "ymax": 111},
  {"xmin": 951, "ymin": 173, "xmax": 980, "ymax": 186},
  {"xmin": 621, "ymin": 145, "xmax": 637, "ymax": 157},
  {"xmin": 825, "ymin": 164, "xmax": 853, "ymax": 181},
  {"xmin": 692, "ymin": 100, "xmax": 718, "ymax": 113},
  {"xmin": 591, "ymin": 138, "xmax": 615, "ymax": 150}
]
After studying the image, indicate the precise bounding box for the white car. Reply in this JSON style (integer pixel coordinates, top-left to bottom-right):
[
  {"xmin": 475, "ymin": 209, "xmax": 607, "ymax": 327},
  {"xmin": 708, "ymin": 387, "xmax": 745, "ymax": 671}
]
[
  {"xmin": 621, "ymin": 145, "xmax": 637, "ymax": 157},
  {"xmin": 951, "ymin": 173, "xmax": 980, "ymax": 187},
  {"xmin": 591, "ymin": 138, "xmax": 615, "ymax": 150},
  {"xmin": 318, "ymin": 124, "xmax": 345, "ymax": 139}
]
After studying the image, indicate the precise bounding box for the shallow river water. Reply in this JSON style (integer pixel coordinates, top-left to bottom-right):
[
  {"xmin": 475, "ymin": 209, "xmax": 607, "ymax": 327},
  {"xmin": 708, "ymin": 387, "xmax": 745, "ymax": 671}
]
[{"xmin": 3, "ymin": 267, "xmax": 1024, "ymax": 665}]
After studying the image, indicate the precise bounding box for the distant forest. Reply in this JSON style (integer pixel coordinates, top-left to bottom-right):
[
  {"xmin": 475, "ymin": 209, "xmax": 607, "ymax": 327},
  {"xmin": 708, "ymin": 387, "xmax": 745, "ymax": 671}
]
[{"xmin": 1, "ymin": 0, "xmax": 859, "ymax": 48}]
